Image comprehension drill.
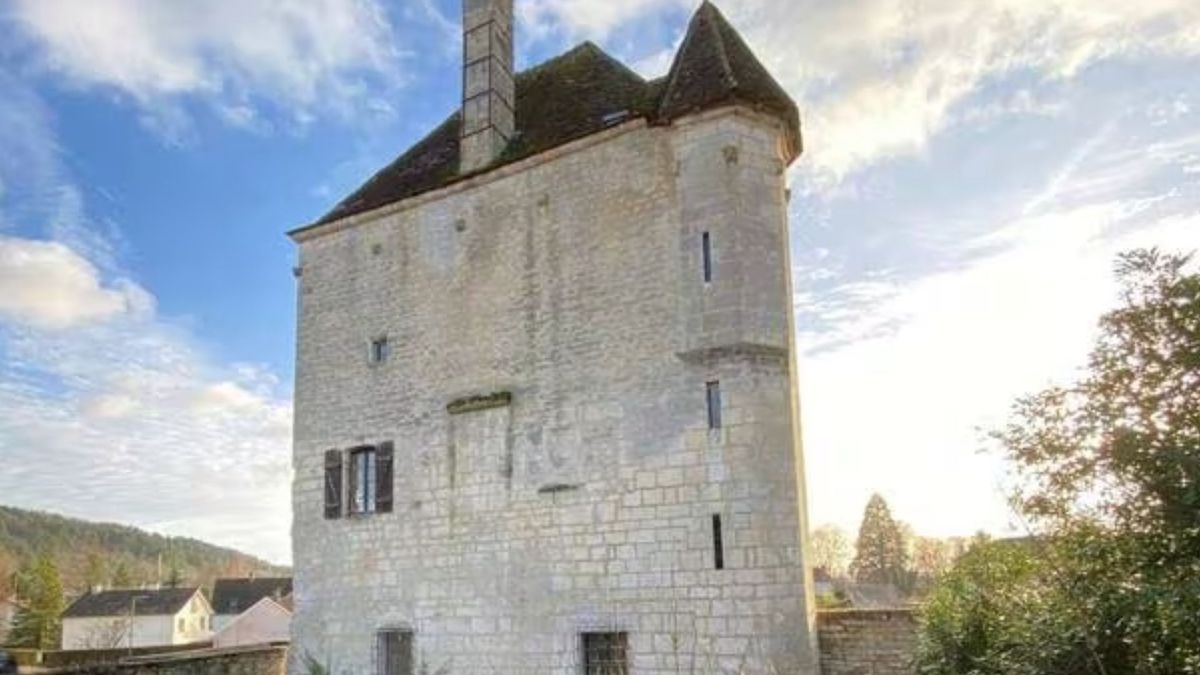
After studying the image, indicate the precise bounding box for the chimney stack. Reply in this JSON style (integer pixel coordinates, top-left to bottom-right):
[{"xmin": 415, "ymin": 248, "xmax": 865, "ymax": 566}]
[{"xmin": 461, "ymin": 0, "xmax": 515, "ymax": 173}]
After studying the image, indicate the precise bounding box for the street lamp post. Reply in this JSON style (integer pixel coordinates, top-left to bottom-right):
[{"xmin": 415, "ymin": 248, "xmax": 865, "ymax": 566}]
[{"xmin": 128, "ymin": 595, "xmax": 150, "ymax": 656}]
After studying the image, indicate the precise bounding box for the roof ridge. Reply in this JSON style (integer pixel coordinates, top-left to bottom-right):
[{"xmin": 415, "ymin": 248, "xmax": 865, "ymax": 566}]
[
  {"xmin": 704, "ymin": 4, "xmax": 737, "ymax": 90},
  {"xmin": 518, "ymin": 40, "xmax": 601, "ymax": 78},
  {"xmin": 656, "ymin": 5, "xmax": 704, "ymax": 118}
]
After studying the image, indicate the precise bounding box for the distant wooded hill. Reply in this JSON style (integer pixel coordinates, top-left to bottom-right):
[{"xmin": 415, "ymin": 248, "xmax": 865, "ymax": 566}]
[{"xmin": 0, "ymin": 505, "xmax": 288, "ymax": 595}]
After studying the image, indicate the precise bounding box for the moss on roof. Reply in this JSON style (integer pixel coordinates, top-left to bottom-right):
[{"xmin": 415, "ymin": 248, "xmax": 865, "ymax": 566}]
[{"xmin": 307, "ymin": 2, "xmax": 799, "ymax": 230}]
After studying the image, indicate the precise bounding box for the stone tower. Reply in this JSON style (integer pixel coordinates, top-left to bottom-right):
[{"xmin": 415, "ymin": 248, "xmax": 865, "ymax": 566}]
[{"xmin": 289, "ymin": 3, "xmax": 816, "ymax": 673}]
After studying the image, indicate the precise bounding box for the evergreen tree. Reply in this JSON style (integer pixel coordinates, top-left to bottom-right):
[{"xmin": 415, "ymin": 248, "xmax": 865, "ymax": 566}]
[
  {"xmin": 164, "ymin": 555, "xmax": 183, "ymax": 589},
  {"xmin": 850, "ymin": 493, "xmax": 908, "ymax": 586},
  {"xmin": 8, "ymin": 556, "xmax": 63, "ymax": 649}
]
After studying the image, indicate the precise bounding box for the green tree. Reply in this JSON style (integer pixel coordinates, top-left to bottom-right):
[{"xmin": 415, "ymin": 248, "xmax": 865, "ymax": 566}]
[
  {"xmin": 164, "ymin": 555, "xmax": 183, "ymax": 589},
  {"xmin": 110, "ymin": 561, "xmax": 134, "ymax": 589},
  {"xmin": 8, "ymin": 556, "xmax": 64, "ymax": 649},
  {"xmin": 918, "ymin": 249, "xmax": 1200, "ymax": 674},
  {"xmin": 82, "ymin": 552, "xmax": 107, "ymax": 590},
  {"xmin": 850, "ymin": 493, "xmax": 907, "ymax": 587}
]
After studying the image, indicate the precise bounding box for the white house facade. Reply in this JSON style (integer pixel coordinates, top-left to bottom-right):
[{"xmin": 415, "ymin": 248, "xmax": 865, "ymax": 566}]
[
  {"xmin": 61, "ymin": 587, "xmax": 213, "ymax": 651},
  {"xmin": 213, "ymin": 597, "xmax": 292, "ymax": 649},
  {"xmin": 211, "ymin": 576, "xmax": 293, "ymax": 633}
]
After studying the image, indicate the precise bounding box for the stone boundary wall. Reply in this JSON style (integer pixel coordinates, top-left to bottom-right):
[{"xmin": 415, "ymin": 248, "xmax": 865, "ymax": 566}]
[
  {"xmin": 44, "ymin": 645, "xmax": 287, "ymax": 675},
  {"xmin": 42, "ymin": 642, "xmax": 214, "ymax": 669},
  {"xmin": 817, "ymin": 608, "xmax": 918, "ymax": 675}
]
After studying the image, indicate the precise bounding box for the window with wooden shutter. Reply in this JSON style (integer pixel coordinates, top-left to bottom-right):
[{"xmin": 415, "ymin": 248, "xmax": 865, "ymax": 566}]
[
  {"xmin": 376, "ymin": 442, "xmax": 394, "ymax": 514},
  {"xmin": 324, "ymin": 449, "xmax": 343, "ymax": 519}
]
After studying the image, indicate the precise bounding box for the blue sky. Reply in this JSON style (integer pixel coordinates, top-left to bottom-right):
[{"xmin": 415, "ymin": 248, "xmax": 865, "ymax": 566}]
[{"xmin": 0, "ymin": 0, "xmax": 1197, "ymax": 564}]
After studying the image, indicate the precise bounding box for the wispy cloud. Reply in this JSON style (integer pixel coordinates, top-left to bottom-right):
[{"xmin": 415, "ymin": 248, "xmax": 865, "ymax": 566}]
[
  {"xmin": 526, "ymin": 0, "xmax": 1200, "ymax": 183},
  {"xmin": 796, "ymin": 87, "xmax": 1200, "ymax": 536},
  {"xmin": 5, "ymin": 0, "xmax": 407, "ymax": 137},
  {"xmin": 0, "ymin": 74, "xmax": 292, "ymax": 563}
]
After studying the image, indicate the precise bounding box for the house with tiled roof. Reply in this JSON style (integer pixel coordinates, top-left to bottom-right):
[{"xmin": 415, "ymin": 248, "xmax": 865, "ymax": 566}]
[
  {"xmin": 60, "ymin": 587, "xmax": 212, "ymax": 651},
  {"xmin": 290, "ymin": 1, "xmax": 816, "ymax": 672},
  {"xmin": 210, "ymin": 576, "xmax": 292, "ymax": 632}
]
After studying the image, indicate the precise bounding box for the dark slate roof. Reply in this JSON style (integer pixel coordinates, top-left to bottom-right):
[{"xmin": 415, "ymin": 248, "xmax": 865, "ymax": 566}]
[
  {"xmin": 210, "ymin": 577, "xmax": 293, "ymax": 615},
  {"xmin": 658, "ymin": 3, "xmax": 800, "ymax": 145},
  {"xmin": 62, "ymin": 588, "xmax": 201, "ymax": 618},
  {"xmin": 306, "ymin": 1, "xmax": 799, "ymax": 230}
]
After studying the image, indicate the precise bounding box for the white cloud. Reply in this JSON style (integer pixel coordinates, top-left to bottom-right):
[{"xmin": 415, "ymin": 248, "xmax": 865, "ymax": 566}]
[
  {"xmin": 0, "ymin": 296, "xmax": 295, "ymax": 562},
  {"xmin": 529, "ymin": 0, "xmax": 1200, "ymax": 181},
  {"xmin": 0, "ymin": 77, "xmax": 293, "ymax": 564},
  {"xmin": 801, "ymin": 202, "xmax": 1200, "ymax": 539},
  {"xmin": 519, "ymin": 0, "xmax": 685, "ymax": 40},
  {"xmin": 797, "ymin": 104, "xmax": 1200, "ymax": 537},
  {"xmin": 0, "ymin": 236, "xmax": 151, "ymax": 330},
  {"xmin": 9, "ymin": 0, "xmax": 404, "ymax": 131}
]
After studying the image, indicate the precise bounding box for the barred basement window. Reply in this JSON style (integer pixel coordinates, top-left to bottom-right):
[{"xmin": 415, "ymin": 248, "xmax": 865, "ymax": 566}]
[
  {"xmin": 582, "ymin": 632, "xmax": 628, "ymax": 675},
  {"xmin": 377, "ymin": 630, "xmax": 413, "ymax": 675},
  {"xmin": 706, "ymin": 381, "xmax": 722, "ymax": 429}
]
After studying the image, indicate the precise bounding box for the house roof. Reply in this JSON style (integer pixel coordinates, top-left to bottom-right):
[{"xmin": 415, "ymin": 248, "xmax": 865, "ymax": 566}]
[
  {"xmin": 62, "ymin": 588, "xmax": 202, "ymax": 618},
  {"xmin": 211, "ymin": 577, "xmax": 292, "ymax": 616},
  {"xmin": 305, "ymin": 2, "xmax": 799, "ymax": 231}
]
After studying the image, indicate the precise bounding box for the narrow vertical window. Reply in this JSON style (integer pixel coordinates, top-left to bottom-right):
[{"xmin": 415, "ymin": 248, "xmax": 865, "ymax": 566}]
[
  {"xmin": 378, "ymin": 630, "xmax": 413, "ymax": 675},
  {"xmin": 702, "ymin": 231, "xmax": 713, "ymax": 283},
  {"xmin": 712, "ymin": 514, "xmax": 725, "ymax": 570},
  {"xmin": 370, "ymin": 336, "xmax": 390, "ymax": 364},
  {"xmin": 582, "ymin": 632, "xmax": 628, "ymax": 675},
  {"xmin": 706, "ymin": 381, "xmax": 722, "ymax": 429},
  {"xmin": 349, "ymin": 446, "xmax": 377, "ymax": 515}
]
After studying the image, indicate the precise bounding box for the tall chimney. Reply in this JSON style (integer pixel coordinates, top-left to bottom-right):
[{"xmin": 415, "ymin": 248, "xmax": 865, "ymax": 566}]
[{"xmin": 461, "ymin": 0, "xmax": 515, "ymax": 173}]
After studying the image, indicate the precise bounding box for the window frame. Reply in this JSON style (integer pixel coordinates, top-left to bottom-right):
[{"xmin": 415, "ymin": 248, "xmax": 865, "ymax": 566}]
[
  {"xmin": 702, "ymin": 231, "xmax": 713, "ymax": 283},
  {"xmin": 581, "ymin": 631, "xmax": 629, "ymax": 675},
  {"xmin": 369, "ymin": 335, "xmax": 390, "ymax": 365},
  {"xmin": 348, "ymin": 446, "xmax": 378, "ymax": 515},
  {"xmin": 377, "ymin": 628, "xmax": 414, "ymax": 675},
  {"xmin": 706, "ymin": 381, "xmax": 722, "ymax": 430}
]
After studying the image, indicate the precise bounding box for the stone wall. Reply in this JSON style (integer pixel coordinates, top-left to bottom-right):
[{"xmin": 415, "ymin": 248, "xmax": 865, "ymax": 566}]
[
  {"xmin": 817, "ymin": 609, "xmax": 918, "ymax": 675},
  {"xmin": 291, "ymin": 106, "xmax": 817, "ymax": 674},
  {"xmin": 46, "ymin": 645, "xmax": 286, "ymax": 675}
]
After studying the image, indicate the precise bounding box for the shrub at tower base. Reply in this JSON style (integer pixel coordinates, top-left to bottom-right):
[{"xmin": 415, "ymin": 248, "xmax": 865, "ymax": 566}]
[{"xmin": 916, "ymin": 249, "xmax": 1200, "ymax": 674}]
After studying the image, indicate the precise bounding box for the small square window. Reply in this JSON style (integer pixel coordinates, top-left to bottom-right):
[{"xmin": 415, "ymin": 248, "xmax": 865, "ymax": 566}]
[
  {"xmin": 582, "ymin": 632, "xmax": 628, "ymax": 675},
  {"xmin": 370, "ymin": 336, "xmax": 390, "ymax": 364}
]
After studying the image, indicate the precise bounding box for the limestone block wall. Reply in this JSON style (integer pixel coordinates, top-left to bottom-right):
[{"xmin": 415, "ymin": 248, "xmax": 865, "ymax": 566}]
[
  {"xmin": 291, "ymin": 108, "xmax": 813, "ymax": 674},
  {"xmin": 817, "ymin": 609, "xmax": 918, "ymax": 675}
]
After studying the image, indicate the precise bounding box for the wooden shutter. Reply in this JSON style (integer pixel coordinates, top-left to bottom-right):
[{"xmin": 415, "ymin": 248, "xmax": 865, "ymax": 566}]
[
  {"xmin": 375, "ymin": 441, "xmax": 394, "ymax": 514},
  {"xmin": 324, "ymin": 449, "xmax": 343, "ymax": 519}
]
